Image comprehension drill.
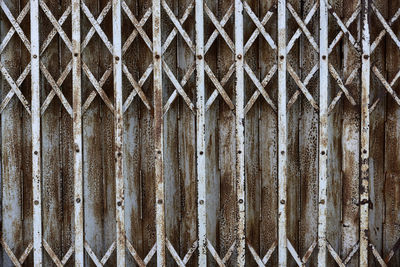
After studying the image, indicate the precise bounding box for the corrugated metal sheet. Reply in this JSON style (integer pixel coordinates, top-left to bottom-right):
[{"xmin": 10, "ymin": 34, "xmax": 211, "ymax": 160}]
[{"xmin": 0, "ymin": 0, "xmax": 399, "ymax": 266}]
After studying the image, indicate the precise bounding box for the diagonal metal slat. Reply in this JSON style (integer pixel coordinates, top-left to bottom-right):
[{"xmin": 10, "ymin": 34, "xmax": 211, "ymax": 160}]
[
  {"xmin": 166, "ymin": 239, "xmax": 198, "ymax": 266},
  {"xmin": 206, "ymin": 240, "xmax": 235, "ymax": 267},
  {"xmin": 0, "ymin": 238, "xmax": 33, "ymax": 267},
  {"xmin": 84, "ymin": 241, "xmax": 116, "ymax": 266},
  {"xmin": 126, "ymin": 240, "xmax": 157, "ymax": 266},
  {"xmin": 247, "ymin": 240, "xmax": 277, "ymax": 266}
]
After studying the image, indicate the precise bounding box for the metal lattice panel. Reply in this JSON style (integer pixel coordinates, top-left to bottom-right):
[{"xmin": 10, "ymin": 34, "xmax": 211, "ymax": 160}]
[{"xmin": 0, "ymin": 0, "xmax": 399, "ymax": 266}]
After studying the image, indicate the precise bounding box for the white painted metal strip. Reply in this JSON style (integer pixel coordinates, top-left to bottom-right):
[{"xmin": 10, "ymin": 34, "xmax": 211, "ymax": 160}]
[
  {"xmin": 360, "ymin": 0, "xmax": 370, "ymax": 266},
  {"xmin": 30, "ymin": 0, "xmax": 42, "ymax": 265},
  {"xmin": 235, "ymin": 0, "xmax": 245, "ymax": 266},
  {"xmin": 113, "ymin": 0, "xmax": 125, "ymax": 266},
  {"xmin": 153, "ymin": 0, "xmax": 165, "ymax": 265},
  {"xmin": 195, "ymin": 0, "xmax": 206, "ymax": 265},
  {"xmin": 318, "ymin": 0, "xmax": 328, "ymax": 265},
  {"xmin": 72, "ymin": 0, "xmax": 84, "ymax": 265},
  {"xmin": 277, "ymin": 0, "xmax": 287, "ymax": 266}
]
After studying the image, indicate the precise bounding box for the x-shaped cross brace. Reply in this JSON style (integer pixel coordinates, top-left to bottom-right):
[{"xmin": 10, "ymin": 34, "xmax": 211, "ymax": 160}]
[
  {"xmin": 370, "ymin": 4, "xmax": 400, "ymax": 113},
  {"xmin": 160, "ymin": 0, "xmax": 196, "ymax": 115},
  {"xmin": 0, "ymin": 2, "xmax": 32, "ymax": 115},
  {"xmin": 204, "ymin": 3, "xmax": 276, "ymax": 113},
  {"xmin": 0, "ymin": 1, "xmax": 74, "ymax": 117},
  {"xmin": 242, "ymin": 2, "xmax": 277, "ymax": 114},
  {"xmin": 286, "ymin": 1, "xmax": 359, "ymax": 112},
  {"xmin": 81, "ymin": 1, "xmax": 152, "ymax": 114}
]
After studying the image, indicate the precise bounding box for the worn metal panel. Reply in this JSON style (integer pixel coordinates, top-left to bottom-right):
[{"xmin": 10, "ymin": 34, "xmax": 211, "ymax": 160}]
[{"xmin": 2, "ymin": 1, "xmax": 400, "ymax": 266}]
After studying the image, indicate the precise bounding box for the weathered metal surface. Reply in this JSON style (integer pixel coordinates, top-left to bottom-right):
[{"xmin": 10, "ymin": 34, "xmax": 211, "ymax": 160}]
[
  {"xmin": 72, "ymin": 0, "xmax": 83, "ymax": 265},
  {"xmin": 195, "ymin": 0, "xmax": 206, "ymax": 265},
  {"xmin": 277, "ymin": 0, "xmax": 287, "ymax": 265},
  {"xmin": 1, "ymin": 0, "xmax": 400, "ymax": 266},
  {"xmin": 318, "ymin": 0, "xmax": 329, "ymax": 265}
]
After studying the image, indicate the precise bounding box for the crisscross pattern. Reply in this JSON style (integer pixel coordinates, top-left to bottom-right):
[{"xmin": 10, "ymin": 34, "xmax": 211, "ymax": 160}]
[{"xmin": 1, "ymin": 1, "xmax": 399, "ymax": 267}]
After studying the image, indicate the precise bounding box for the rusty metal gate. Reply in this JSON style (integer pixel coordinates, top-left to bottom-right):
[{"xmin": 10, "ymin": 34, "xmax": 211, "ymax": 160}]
[{"xmin": 0, "ymin": 0, "xmax": 399, "ymax": 266}]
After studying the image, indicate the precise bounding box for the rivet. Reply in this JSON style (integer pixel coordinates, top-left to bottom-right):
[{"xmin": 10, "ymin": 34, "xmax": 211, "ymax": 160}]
[
  {"xmin": 280, "ymin": 150, "xmax": 285, "ymax": 155},
  {"xmin": 280, "ymin": 199, "xmax": 285, "ymax": 204},
  {"xmin": 33, "ymin": 55, "xmax": 37, "ymax": 59},
  {"xmin": 322, "ymin": 55, "xmax": 327, "ymax": 60},
  {"xmin": 117, "ymin": 152, "xmax": 122, "ymax": 157},
  {"xmin": 34, "ymin": 151, "xmax": 38, "ymax": 155},
  {"xmin": 199, "ymin": 151, "xmax": 204, "ymax": 155},
  {"xmin": 199, "ymin": 200, "xmax": 204, "ymax": 205},
  {"xmin": 157, "ymin": 150, "xmax": 161, "ymax": 154},
  {"xmin": 115, "ymin": 56, "xmax": 120, "ymax": 61},
  {"xmin": 363, "ymin": 149, "xmax": 367, "ymax": 154},
  {"xmin": 117, "ymin": 201, "xmax": 122, "ymax": 206},
  {"xmin": 280, "ymin": 55, "xmax": 284, "ymax": 60},
  {"xmin": 157, "ymin": 199, "xmax": 163, "ymax": 204},
  {"xmin": 239, "ymin": 199, "xmax": 244, "ymax": 204},
  {"xmin": 321, "ymin": 151, "xmax": 325, "ymax": 155},
  {"xmin": 76, "ymin": 198, "xmax": 81, "ymax": 203},
  {"xmin": 320, "ymin": 199, "xmax": 325, "ymax": 204},
  {"xmin": 197, "ymin": 55, "xmax": 203, "ymax": 60},
  {"xmin": 74, "ymin": 53, "xmax": 78, "ymax": 57},
  {"xmin": 34, "ymin": 200, "xmax": 39, "ymax": 205},
  {"xmin": 238, "ymin": 150, "xmax": 242, "ymax": 154},
  {"xmin": 363, "ymin": 54, "xmax": 369, "ymax": 60},
  {"xmin": 237, "ymin": 54, "xmax": 242, "ymax": 59},
  {"xmin": 155, "ymin": 54, "xmax": 160, "ymax": 59}
]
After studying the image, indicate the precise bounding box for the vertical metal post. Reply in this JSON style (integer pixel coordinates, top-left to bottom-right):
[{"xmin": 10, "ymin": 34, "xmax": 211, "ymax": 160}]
[
  {"xmin": 72, "ymin": 0, "xmax": 84, "ymax": 265},
  {"xmin": 360, "ymin": 0, "xmax": 370, "ymax": 265},
  {"xmin": 195, "ymin": 0, "xmax": 206, "ymax": 265},
  {"xmin": 318, "ymin": 0, "xmax": 328, "ymax": 265},
  {"xmin": 113, "ymin": 0, "xmax": 125, "ymax": 265},
  {"xmin": 153, "ymin": 0, "xmax": 165, "ymax": 265},
  {"xmin": 235, "ymin": 0, "xmax": 245, "ymax": 266},
  {"xmin": 277, "ymin": 0, "xmax": 287, "ymax": 266},
  {"xmin": 31, "ymin": 0, "xmax": 42, "ymax": 265}
]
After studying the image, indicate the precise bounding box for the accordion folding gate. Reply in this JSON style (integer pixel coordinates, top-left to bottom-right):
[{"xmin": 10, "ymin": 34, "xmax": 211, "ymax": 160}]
[{"xmin": 0, "ymin": 0, "xmax": 399, "ymax": 266}]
